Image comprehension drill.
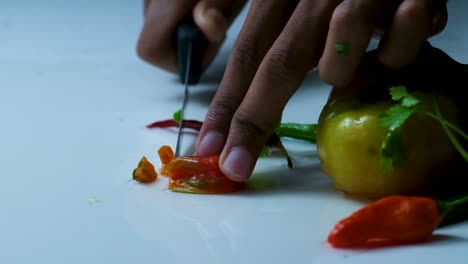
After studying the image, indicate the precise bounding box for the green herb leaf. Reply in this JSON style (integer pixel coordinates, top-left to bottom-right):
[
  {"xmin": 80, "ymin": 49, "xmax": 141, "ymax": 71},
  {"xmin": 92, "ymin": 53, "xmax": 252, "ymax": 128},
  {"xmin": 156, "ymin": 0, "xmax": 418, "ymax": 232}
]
[
  {"xmin": 429, "ymin": 95, "xmax": 468, "ymax": 163},
  {"xmin": 259, "ymin": 146, "xmax": 271, "ymax": 157},
  {"xmin": 401, "ymin": 96, "xmax": 420, "ymax": 108},
  {"xmin": 88, "ymin": 197, "xmax": 102, "ymax": 204},
  {"xmin": 390, "ymin": 86, "xmax": 420, "ymax": 107},
  {"xmin": 335, "ymin": 44, "xmax": 349, "ymax": 56},
  {"xmin": 389, "ymin": 86, "xmax": 409, "ymax": 101},
  {"xmin": 381, "ymin": 86, "xmax": 468, "ymax": 170},
  {"xmin": 380, "ymin": 131, "xmax": 407, "ymax": 170},
  {"xmin": 379, "ymin": 85, "xmax": 420, "ymax": 170},
  {"xmin": 379, "ymin": 105, "xmax": 415, "ymax": 131}
]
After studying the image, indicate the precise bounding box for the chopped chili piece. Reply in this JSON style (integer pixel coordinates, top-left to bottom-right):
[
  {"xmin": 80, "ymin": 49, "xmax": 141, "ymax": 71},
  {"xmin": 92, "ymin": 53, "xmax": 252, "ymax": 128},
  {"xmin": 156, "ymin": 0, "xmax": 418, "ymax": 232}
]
[
  {"xmin": 133, "ymin": 156, "xmax": 158, "ymax": 183},
  {"xmin": 158, "ymin": 145, "xmax": 175, "ymax": 165},
  {"xmin": 158, "ymin": 145, "xmax": 175, "ymax": 176},
  {"xmin": 157, "ymin": 146, "xmax": 244, "ymax": 194}
]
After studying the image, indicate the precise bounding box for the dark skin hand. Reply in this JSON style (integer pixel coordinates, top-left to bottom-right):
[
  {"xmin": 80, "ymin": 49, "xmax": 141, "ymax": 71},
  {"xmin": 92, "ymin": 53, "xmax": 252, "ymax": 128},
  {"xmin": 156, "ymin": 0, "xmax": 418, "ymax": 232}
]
[{"xmin": 137, "ymin": 0, "xmax": 448, "ymax": 182}]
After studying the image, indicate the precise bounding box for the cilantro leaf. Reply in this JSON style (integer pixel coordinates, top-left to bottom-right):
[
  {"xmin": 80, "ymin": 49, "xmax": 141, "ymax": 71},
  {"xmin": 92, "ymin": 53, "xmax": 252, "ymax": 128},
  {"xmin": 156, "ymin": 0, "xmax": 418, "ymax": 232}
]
[
  {"xmin": 389, "ymin": 85, "xmax": 408, "ymax": 101},
  {"xmin": 382, "ymin": 85, "xmax": 467, "ymax": 171},
  {"xmin": 401, "ymin": 96, "xmax": 420, "ymax": 108},
  {"xmin": 379, "ymin": 105, "xmax": 415, "ymax": 131},
  {"xmin": 389, "ymin": 86, "xmax": 420, "ymax": 107},
  {"xmin": 430, "ymin": 95, "xmax": 468, "ymax": 163},
  {"xmin": 378, "ymin": 85, "xmax": 420, "ymax": 170},
  {"xmin": 88, "ymin": 197, "xmax": 102, "ymax": 204},
  {"xmin": 335, "ymin": 44, "xmax": 349, "ymax": 56},
  {"xmin": 380, "ymin": 131, "xmax": 407, "ymax": 170}
]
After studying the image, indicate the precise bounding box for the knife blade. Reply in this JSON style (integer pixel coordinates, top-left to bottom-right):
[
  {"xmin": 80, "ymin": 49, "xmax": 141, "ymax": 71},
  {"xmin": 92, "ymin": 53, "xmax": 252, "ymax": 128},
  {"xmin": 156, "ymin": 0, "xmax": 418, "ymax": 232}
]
[{"xmin": 175, "ymin": 18, "xmax": 206, "ymax": 157}]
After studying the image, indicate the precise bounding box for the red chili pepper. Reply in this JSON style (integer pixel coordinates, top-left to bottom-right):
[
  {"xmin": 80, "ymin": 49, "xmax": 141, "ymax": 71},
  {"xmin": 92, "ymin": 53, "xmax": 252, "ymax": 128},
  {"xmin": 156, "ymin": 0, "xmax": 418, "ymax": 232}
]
[
  {"xmin": 146, "ymin": 119, "xmax": 203, "ymax": 130},
  {"xmin": 327, "ymin": 194, "xmax": 468, "ymax": 249},
  {"xmin": 146, "ymin": 116, "xmax": 318, "ymax": 144},
  {"xmin": 147, "ymin": 116, "xmax": 312, "ymax": 169},
  {"xmin": 157, "ymin": 145, "xmax": 244, "ymax": 194}
]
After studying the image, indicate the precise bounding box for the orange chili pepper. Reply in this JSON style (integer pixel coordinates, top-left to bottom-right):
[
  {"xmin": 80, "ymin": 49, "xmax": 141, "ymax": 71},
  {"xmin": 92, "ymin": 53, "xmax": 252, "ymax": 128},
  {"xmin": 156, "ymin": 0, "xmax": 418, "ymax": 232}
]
[
  {"xmin": 157, "ymin": 146, "xmax": 244, "ymax": 194},
  {"xmin": 327, "ymin": 194, "xmax": 468, "ymax": 249},
  {"xmin": 132, "ymin": 156, "xmax": 158, "ymax": 183},
  {"xmin": 158, "ymin": 145, "xmax": 175, "ymax": 164}
]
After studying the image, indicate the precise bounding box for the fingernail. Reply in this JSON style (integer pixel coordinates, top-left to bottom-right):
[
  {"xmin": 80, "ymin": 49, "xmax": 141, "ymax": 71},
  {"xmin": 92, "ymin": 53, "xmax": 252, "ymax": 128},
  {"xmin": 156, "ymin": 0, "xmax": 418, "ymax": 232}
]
[
  {"xmin": 222, "ymin": 147, "xmax": 255, "ymax": 182},
  {"xmin": 201, "ymin": 8, "xmax": 223, "ymax": 26},
  {"xmin": 200, "ymin": 8, "xmax": 227, "ymax": 43},
  {"xmin": 196, "ymin": 131, "xmax": 225, "ymax": 156}
]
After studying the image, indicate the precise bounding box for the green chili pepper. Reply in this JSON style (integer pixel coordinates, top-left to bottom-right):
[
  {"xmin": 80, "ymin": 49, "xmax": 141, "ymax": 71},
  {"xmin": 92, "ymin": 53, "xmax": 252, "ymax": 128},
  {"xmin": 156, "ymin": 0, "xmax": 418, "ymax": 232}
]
[{"xmin": 276, "ymin": 123, "xmax": 318, "ymax": 143}]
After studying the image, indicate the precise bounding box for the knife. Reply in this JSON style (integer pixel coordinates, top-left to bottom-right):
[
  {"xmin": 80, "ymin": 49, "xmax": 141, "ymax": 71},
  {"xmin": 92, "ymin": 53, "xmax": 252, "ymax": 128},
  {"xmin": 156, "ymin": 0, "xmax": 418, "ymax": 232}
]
[{"xmin": 175, "ymin": 17, "xmax": 207, "ymax": 157}]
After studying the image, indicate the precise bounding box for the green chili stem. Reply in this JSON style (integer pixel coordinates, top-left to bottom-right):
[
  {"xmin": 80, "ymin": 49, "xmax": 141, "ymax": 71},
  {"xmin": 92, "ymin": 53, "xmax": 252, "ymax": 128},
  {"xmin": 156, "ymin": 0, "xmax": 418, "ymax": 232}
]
[
  {"xmin": 264, "ymin": 134, "xmax": 294, "ymax": 168},
  {"xmin": 439, "ymin": 194, "xmax": 468, "ymax": 218},
  {"xmin": 276, "ymin": 123, "xmax": 318, "ymax": 143},
  {"xmin": 173, "ymin": 109, "xmax": 182, "ymax": 123},
  {"xmin": 419, "ymin": 111, "xmax": 468, "ymax": 140},
  {"xmin": 419, "ymin": 96, "xmax": 468, "ymax": 163}
]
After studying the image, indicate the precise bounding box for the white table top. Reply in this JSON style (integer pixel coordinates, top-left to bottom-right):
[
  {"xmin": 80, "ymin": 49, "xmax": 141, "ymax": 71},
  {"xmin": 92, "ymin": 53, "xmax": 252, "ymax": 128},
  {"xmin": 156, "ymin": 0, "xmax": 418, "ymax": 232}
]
[{"xmin": 1, "ymin": 1, "xmax": 467, "ymax": 263}]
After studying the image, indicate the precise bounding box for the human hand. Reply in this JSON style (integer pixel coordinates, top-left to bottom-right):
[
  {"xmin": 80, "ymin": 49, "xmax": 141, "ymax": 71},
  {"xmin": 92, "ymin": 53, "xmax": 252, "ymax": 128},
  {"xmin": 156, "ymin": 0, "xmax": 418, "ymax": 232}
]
[
  {"xmin": 194, "ymin": 0, "xmax": 448, "ymax": 182},
  {"xmin": 137, "ymin": 0, "xmax": 247, "ymax": 73}
]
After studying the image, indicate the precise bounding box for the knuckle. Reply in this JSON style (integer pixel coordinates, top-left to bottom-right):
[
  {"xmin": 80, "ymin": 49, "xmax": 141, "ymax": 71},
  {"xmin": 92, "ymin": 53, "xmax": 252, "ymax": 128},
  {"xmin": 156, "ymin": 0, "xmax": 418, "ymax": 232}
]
[
  {"xmin": 251, "ymin": 0, "xmax": 263, "ymax": 7},
  {"xmin": 332, "ymin": 0, "xmax": 375, "ymax": 25},
  {"xmin": 136, "ymin": 38, "xmax": 155, "ymax": 62},
  {"xmin": 232, "ymin": 109, "xmax": 272, "ymax": 139},
  {"xmin": 206, "ymin": 98, "xmax": 237, "ymax": 124},
  {"xmin": 136, "ymin": 34, "xmax": 167, "ymax": 65},
  {"xmin": 230, "ymin": 36, "xmax": 264, "ymax": 74},
  {"xmin": 398, "ymin": 0, "xmax": 430, "ymax": 20},
  {"xmin": 318, "ymin": 66, "xmax": 335, "ymax": 86},
  {"xmin": 319, "ymin": 68, "xmax": 351, "ymax": 88},
  {"xmin": 136, "ymin": 35, "xmax": 175, "ymax": 71},
  {"xmin": 263, "ymin": 48, "xmax": 301, "ymax": 84},
  {"xmin": 266, "ymin": 48, "xmax": 292, "ymax": 67}
]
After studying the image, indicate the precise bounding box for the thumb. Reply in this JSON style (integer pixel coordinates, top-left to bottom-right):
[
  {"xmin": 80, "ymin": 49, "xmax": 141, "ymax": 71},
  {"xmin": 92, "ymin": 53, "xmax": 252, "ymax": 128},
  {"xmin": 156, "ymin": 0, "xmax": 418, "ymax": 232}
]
[
  {"xmin": 193, "ymin": 0, "xmax": 247, "ymax": 44},
  {"xmin": 193, "ymin": 0, "xmax": 247, "ymax": 69},
  {"xmin": 193, "ymin": 2, "xmax": 229, "ymax": 44}
]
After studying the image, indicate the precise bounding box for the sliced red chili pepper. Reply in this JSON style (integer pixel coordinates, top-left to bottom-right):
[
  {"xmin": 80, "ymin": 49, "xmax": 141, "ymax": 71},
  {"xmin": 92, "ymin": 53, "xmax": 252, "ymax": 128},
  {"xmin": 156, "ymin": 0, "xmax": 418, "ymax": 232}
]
[
  {"xmin": 158, "ymin": 145, "xmax": 175, "ymax": 165},
  {"xmin": 157, "ymin": 146, "xmax": 244, "ymax": 194},
  {"xmin": 327, "ymin": 195, "xmax": 442, "ymax": 248},
  {"xmin": 132, "ymin": 156, "xmax": 158, "ymax": 183},
  {"xmin": 146, "ymin": 119, "xmax": 203, "ymax": 130},
  {"xmin": 147, "ymin": 117, "xmax": 319, "ymax": 145}
]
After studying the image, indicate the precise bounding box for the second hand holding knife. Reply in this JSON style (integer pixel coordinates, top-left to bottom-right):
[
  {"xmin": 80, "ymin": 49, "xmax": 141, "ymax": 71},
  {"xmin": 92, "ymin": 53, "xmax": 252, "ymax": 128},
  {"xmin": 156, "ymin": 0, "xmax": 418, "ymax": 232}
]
[{"xmin": 175, "ymin": 17, "xmax": 207, "ymax": 157}]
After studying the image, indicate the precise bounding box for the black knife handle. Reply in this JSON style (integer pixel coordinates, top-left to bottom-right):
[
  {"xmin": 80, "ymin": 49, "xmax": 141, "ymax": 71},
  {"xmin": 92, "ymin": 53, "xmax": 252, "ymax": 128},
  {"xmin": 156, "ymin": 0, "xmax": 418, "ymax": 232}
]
[{"xmin": 177, "ymin": 17, "xmax": 207, "ymax": 85}]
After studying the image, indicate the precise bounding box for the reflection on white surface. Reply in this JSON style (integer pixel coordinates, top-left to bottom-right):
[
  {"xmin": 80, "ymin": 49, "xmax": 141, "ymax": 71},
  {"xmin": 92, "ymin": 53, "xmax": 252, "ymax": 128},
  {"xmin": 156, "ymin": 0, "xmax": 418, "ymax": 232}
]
[{"xmin": 1, "ymin": 0, "xmax": 468, "ymax": 264}]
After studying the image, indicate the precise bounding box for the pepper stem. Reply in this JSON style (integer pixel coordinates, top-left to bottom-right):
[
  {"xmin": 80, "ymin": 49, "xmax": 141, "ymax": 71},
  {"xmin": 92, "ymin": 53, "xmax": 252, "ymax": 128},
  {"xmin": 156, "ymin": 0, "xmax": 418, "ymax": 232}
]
[
  {"xmin": 439, "ymin": 194, "xmax": 468, "ymax": 219},
  {"xmin": 418, "ymin": 95, "xmax": 468, "ymax": 163}
]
